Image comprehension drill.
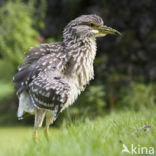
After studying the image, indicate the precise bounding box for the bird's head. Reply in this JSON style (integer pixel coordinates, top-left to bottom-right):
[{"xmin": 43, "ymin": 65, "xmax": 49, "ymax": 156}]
[{"xmin": 63, "ymin": 14, "xmax": 121, "ymax": 41}]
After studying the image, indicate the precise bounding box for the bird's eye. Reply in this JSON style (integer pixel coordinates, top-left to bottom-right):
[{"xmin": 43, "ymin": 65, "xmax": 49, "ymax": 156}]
[{"xmin": 89, "ymin": 23, "xmax": 95, "ymax": 27}]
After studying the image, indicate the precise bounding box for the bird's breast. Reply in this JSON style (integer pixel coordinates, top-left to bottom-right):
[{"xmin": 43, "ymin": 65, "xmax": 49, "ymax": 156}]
[
  {"xmin": 62, "ymin": 60, "xmax": 94, "ymax": 111},
  {"xmin": 62, "ymin": 38, "xmax": 97, "ymax": 110},
  {"xmin": 69, "ymin": 38, "xmax": 96, "ymax": 87}
]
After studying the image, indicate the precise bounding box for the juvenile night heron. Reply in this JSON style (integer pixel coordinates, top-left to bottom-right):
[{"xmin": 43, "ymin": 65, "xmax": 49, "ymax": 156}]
[{"xmin": 13, "ymin": 15, "xmax": 120, "ymax": 139}]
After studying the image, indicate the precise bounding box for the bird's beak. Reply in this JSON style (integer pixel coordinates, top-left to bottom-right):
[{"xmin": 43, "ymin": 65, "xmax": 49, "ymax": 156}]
[{"xmin": 97, "ymin": 25, "xmax": 121, "ymax": 36}]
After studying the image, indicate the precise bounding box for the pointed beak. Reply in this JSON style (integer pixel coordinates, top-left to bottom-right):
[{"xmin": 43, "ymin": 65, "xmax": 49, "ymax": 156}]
[{"xmin": 98, "ymin": 25, "xmax": 121, "ymax": 36}]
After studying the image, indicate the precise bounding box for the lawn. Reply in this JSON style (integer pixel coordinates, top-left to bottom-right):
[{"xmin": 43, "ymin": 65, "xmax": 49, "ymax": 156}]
[{"xmin": 0, "ymin": 107, "xmax": 156, "ymax": 156}]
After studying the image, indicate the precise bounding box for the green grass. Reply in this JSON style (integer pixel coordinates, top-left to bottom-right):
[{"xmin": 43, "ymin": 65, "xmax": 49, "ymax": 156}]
[{"xmin": 1, "ymin": 108, "xmax": 156, "ymax": 156}]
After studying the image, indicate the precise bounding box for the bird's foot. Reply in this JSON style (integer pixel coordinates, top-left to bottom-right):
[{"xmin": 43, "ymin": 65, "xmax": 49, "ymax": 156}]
[
  {"xmin": 33, "ymin": 131, "xmax": 38, "ymax": 143},
  {"xmin": 44, "ymin": 127, "xmax": 50, "ymax": 141}
]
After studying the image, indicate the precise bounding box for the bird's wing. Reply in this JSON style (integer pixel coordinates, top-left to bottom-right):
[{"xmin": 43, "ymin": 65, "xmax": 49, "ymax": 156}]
[
  {"xmin": 29, "ymin": 69, "xmax": 70, "ymax": 119},
  {"xmin": 13, "ymin": 42, "xmax": 66, "ymax": 95},
  {"xmin": 13, "ymin": 42, "xmax": 69, "ymax": 118},
  {"xmin": 21, "ymin": 42, "xmax": 64, "ymax": 70}
]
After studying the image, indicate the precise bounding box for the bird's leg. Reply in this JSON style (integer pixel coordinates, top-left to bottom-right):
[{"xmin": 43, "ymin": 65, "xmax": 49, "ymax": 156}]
[
  {"xmin": 33, "ymin": 109, "xmax": 45, "ymax": 142},
  {"xmin": 44, "ymin": 110, "xmax": 53, "ymax": 140}
]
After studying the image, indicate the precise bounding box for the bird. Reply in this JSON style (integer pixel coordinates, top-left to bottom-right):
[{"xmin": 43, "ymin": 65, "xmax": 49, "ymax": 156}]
[{"xmin": 13, "ymin": 14, "xmax": 121, "ymax": 139}]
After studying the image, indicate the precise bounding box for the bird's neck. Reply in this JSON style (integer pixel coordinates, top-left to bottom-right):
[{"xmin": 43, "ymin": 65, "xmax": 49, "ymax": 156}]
[{"xmin": 64, "ymin": 36, "xmax": 97, "ymax": 88}]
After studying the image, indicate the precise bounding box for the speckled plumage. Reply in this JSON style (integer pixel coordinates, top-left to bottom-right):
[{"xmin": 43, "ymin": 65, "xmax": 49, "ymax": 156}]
[{"xmin": 13, "ymin": 14, "xmax": 120, "ymax": 137}]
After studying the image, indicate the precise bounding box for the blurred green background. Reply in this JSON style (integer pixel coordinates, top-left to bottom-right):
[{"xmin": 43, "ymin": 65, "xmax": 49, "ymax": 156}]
[{"xmin": 0, "ymin": 0, "xmax": 155, "ymax": 125}]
